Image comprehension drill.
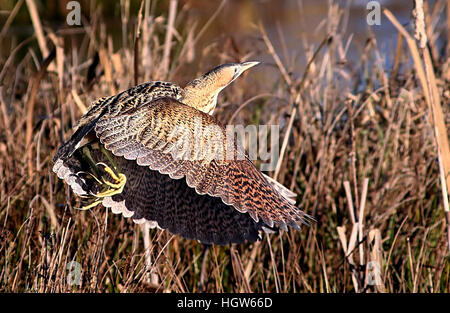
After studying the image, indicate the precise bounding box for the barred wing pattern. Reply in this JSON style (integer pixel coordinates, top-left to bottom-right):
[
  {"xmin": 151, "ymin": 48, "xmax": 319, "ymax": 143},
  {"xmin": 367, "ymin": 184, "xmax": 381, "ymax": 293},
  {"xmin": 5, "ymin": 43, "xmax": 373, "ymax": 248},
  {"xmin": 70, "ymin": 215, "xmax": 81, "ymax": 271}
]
[
  {"xmin": 54, "ymin": 82, "xmax": 184, "ymax": 162},
  {"xmin": 93, "ymin": 97, "xmax": 310, "ymax": 231},
  {"xmin": 75, "ymin": 81, "xmax": 184, "ymax": 132}
]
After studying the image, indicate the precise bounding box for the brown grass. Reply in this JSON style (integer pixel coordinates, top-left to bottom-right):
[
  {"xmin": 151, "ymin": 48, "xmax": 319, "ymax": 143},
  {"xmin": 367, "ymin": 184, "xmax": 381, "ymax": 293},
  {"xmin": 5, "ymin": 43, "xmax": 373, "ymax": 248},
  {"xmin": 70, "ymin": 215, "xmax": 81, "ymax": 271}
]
[{"xmin": 0, "ymin": 0, "xmax": 449, "ymax": 293}]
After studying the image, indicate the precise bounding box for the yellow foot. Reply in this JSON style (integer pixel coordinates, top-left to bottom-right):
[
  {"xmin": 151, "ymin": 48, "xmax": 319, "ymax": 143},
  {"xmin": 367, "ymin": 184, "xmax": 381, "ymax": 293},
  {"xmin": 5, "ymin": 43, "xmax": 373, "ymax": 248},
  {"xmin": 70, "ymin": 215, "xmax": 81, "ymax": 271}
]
[
  {"xmin": 77, "ymin": 163, "xmax": 127, "ymax": 210},
  {"xmin": 98, "ymin": 163, "xmax": 126, "ymax": 190}
]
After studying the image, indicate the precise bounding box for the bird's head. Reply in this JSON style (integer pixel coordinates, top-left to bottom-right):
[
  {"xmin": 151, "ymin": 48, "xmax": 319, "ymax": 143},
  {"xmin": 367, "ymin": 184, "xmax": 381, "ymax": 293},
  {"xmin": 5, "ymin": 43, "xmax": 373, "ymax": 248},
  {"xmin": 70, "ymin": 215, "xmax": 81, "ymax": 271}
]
[
  {"xmin": 184, "ymin": 61, "xmax": 260, "ymax": 114},
  {"xmin": 210, "ymin": 61, "xmax": 261, "ymax": 88}
]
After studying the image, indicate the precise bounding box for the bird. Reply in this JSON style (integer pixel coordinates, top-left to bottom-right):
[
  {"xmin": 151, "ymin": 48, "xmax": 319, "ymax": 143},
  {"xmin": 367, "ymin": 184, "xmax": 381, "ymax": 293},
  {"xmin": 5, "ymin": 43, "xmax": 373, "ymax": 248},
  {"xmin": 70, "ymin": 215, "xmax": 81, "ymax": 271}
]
[{"xmin": 53, "ymin": 61, "xmax": 313, "ymax": 245}]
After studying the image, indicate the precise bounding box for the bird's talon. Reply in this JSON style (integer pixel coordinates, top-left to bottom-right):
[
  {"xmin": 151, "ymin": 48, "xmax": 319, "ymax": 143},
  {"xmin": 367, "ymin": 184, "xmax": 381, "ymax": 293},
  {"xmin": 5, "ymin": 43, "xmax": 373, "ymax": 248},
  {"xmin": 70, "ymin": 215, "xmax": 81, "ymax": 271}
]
[
  {"xmin": 96, "ymin": 175, "xmax": 126, "ymax": 197},
  {"xmin": 102, "ymin": 165, "xmax": 122, "ymax": 183},
  {"xmin": 77, "ymin": 164, "xmax": 126, "ymax": 209}
]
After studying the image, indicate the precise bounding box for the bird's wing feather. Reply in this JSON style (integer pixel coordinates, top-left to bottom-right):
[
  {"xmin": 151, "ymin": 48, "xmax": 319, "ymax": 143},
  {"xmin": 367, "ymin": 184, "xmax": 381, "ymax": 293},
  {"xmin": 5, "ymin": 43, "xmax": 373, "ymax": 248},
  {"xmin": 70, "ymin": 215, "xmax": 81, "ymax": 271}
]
[
  {"xmin": 94, "ymin": 97, "xmax": 310, "ymax": 230},
  {"xmin": 102, "ymin": 152, "xmax": 265, "ymax": 245},
  {"xmin": 53, "ymin": 82, "xmax": 184, "ymax": 162},
  {"xmin": 54, "ymin": 143, "xmax": 268, "ymax": 245}
]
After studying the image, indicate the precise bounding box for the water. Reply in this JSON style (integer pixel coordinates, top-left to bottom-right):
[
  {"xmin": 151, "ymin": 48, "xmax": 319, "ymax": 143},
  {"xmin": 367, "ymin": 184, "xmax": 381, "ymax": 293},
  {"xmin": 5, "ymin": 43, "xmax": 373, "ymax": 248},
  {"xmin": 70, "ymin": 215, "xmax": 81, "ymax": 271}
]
[
  {"xmin": 1, "ymin": 0, "xmax": 443, "ymax": 78},
  {"xmin": 187, "ymin": 0, "xmax": 414, "ymax": 57}
]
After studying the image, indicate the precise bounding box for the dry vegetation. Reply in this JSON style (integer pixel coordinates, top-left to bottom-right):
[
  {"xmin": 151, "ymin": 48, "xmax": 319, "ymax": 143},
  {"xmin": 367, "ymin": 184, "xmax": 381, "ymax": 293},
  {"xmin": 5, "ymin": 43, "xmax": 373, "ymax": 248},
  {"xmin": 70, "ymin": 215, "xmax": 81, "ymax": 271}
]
[{"xmin": 0, "ymin": 0, "xmax": 449, "ymax": 293}]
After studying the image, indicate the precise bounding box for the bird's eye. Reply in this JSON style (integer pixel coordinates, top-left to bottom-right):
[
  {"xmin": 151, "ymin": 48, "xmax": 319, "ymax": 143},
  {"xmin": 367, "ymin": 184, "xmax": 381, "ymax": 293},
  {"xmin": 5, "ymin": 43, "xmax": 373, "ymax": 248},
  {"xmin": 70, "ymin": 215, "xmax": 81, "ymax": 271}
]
[{"xmin": 232, "ymin": 67, "xmax": 239, "ymax": 78}]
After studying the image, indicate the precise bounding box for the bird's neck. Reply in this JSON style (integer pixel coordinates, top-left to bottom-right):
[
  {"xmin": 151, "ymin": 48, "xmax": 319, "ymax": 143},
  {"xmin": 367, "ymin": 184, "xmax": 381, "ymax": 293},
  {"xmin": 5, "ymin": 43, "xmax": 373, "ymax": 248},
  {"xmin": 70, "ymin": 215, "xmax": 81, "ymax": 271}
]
[{"xmin": 183, "ymin": 83, "xmax": 223, "ymax": 115}]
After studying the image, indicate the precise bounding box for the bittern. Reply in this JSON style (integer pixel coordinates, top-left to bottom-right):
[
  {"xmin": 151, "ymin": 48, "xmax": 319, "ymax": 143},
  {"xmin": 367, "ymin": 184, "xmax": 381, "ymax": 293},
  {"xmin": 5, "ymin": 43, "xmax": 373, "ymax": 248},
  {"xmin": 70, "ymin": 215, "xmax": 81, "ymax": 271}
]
[{"xmin": 53, "ymin": 61, "xmax": 313, "ymax": 245}]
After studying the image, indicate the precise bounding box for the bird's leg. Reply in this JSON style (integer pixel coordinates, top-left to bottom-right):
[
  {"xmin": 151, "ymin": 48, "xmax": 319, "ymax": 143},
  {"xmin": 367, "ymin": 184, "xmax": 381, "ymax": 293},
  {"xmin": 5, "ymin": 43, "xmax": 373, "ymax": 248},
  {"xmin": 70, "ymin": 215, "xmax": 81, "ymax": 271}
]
[
  {"xmin": 99, "ymin": 144, "xmax": 121, "ymax": 177},
  {"xmin": 95, "ymin": 144, "xmax": 127, "ymax": 192},
  {"xmin": 78, "ymin": 145, "xmax": 127, "ymax": 210},
  {"xmin": 94, "ymin": 163, "xmax": 127, "ymax": 197},
  {"xmin": 81, "ymin": 146, "xmax": 103, "ymax": 178}
]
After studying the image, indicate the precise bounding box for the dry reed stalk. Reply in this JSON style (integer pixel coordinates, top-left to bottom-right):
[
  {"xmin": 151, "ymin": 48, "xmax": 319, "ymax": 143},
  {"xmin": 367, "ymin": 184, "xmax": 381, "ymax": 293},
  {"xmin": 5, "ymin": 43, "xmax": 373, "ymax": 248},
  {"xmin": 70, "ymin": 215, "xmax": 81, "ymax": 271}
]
[
  {"xmin": 412, "ymin": 228, "xmax": 429, "ymax": 292},
  {"xmin": 48, "ymin": 33, "xmax": 64, "ymax": 91},
  {"xmin": 25, "ymin": 48, "xmax": 55, "ymax": 177},
  {"xmin": 71, "ymin": 90, "xmax": 87, "ymax": 114},
  {"xmin": 141, "ymin": 0, "xmax": 153, "ymax": 82},
  {"xmin": 258, "ymin": 22, "xmax": 292, "ymax": 88},
  {"xmin": 339, "ymin": 179, "xmax": 369, "ymax": 291},
  {"xmin": 274, "ymin": 108, "xmax": 296, "ymax": 181},
  {"xmin": 367, "ymin": 229, "xmax": 386, "ymax": 292},
  {"xmin": 0, "ymin": 88, "xmax": 13, "ymax": 146},
  {"xmin": 199, "ymin": 247, "xmax": 210, "ymax": 292},
  {"xmin": 439, "ymin": 152, "xmax": 450, "ymax": 252},
  {"xmin": 228, "ymin": 93, "xmax": 276, "ymax": 124},
  {"xmin": 0, "ymin": 0, "xmax": 24, "ymax": 41},
  {"xmin": 406, "ymin": 237, "xmax": 415, "ymax": 289},
  {"xmin": 192, "ymin": 0, "xmax": 226, "ymax": 45},
  {"xmin": 266, "ymin": 234, "xmax": 281, "ymax": 293},
  {"xmin": 390, "ymin": 32, "xmax": 403, "ymax": 79},
  {"xmin": 230, "ymin": 246, "xmax": 252, "ymax": 293},
  {"xmin": 99, "ymin": 48, "xmax": 117, "ymax": 94},
  {"xmin": 120, "ymin": 0, "xmax": 130, "ymax": 50},
  {"xmin": 344, "ymin": 181, "xmax": 356, "ymax": 224},
  {"xmin": 386, "ymin": 4, "xmax": 450, "ymax": 254},
  {"xmin": 161, "ymin": 0, "xmax": 178, "ymax": 79},
  {"xmin": 239, "ymin": 21, "xmax": 302, "ymax": 280},
  {"xmin": 358, "ymin": 178, "xmax": 369, "ymax": 266},
  {"xmin": 384, "ymin": 8, "xmax": 450, "ymax": 192},
  {"xmin": 414, "ymin": 1, "xmax": 450, "ymax": 254},
  {"xmin": 244, "ymin": 241, "xmax": 260, "ymax": 284},
  {"xmin": 48, "ymin": 32, "xmax": 66, "ymax": 147},
  {"xmin": 25, "ymin": 0, "xmax": 54, "ymax": 71},
  {"xmin": 347, "ymin": 100, "xmax": 359, "ymax": 208},
  {"xmin": 0, "ymin": 35, "xmax": 35, "ymax": 84},
  {"xmin": 422, "ymin": 0, "xmax": 440, "ymax": 64},
  {"xmin": 134, "ymin": 0, "xmax": 145, "ymax": 86},
  {"xmin": 298, "ymin": 36, "xmax": 332, "ymax": 93},
  {"xmin": 447, "ymin": 0, "xmax": 450, "ymax": 57},
  {"xmin": 318, "ymin": 241, "xmax": 330, "ymax": 293},
  {"xmin": 141, "ymin": 223, "xmax": 159, "ymax": 286}
]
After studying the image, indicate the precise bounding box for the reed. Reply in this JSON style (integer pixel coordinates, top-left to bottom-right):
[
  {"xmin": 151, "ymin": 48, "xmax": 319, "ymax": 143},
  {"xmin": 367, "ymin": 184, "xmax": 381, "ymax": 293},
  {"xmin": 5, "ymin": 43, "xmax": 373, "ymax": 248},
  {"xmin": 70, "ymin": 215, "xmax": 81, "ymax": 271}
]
[{"xmin": 0, "ymin": 0, "xmax": 449, "ymax": 292}]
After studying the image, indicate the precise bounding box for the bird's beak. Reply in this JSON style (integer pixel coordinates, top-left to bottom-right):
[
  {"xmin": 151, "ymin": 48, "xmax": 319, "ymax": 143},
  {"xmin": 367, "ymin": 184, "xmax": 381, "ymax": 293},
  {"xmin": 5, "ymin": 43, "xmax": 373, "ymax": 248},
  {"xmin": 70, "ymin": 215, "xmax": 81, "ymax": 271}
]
[
  {"xmin": 231, "ymin": 61, "xmax": 260, "ymax": 82},
  {"xmin": 239, "ymin": 61, "xmax": 260, "ymax": 72}
]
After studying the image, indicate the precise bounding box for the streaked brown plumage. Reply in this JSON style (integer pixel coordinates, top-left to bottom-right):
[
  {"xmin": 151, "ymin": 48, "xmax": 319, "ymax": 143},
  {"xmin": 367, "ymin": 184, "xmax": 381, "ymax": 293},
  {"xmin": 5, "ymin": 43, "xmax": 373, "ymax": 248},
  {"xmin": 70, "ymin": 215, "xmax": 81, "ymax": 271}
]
[{"xmin": 53, "ymin": 62, "xmax": 313, "ymax": 245}]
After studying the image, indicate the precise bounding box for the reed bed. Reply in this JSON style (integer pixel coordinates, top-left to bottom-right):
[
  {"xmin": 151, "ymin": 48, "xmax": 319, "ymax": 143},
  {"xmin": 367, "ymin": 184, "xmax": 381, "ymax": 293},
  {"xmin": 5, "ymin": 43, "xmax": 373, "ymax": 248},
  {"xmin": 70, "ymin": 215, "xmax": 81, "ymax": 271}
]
[{"xmin": 0, "ymin": 0, "xmax": 449, "ymax": 292}]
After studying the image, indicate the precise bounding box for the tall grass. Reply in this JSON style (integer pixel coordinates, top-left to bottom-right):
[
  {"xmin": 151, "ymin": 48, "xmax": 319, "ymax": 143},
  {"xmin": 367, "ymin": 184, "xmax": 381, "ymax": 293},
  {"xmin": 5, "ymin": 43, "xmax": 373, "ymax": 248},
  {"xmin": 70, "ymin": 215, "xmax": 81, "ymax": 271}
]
[{"xmin": 0, "ymin": 0, "xmax": 449, "ymax": 292}]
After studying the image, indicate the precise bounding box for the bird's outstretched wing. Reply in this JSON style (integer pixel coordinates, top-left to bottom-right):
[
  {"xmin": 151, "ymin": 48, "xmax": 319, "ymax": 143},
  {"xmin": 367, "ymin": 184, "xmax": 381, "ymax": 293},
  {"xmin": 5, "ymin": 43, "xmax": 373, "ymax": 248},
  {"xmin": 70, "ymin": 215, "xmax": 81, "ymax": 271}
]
[
  {"xmin": 54, "ymin": 143, "xmax": 271, "ymax": 244},
  {"xmin": 89, "ymin": 97, "xmax": 311, "ymax": 230}
]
